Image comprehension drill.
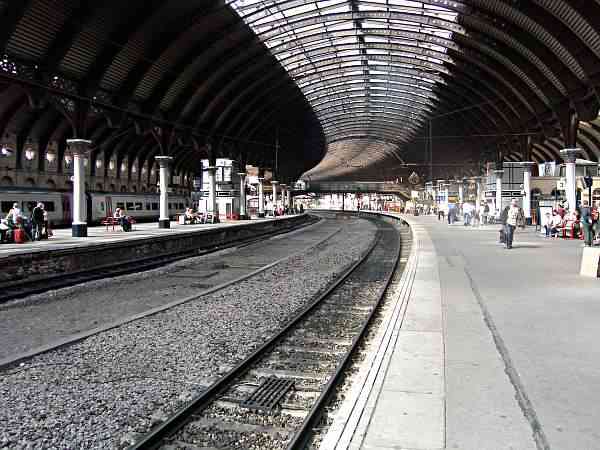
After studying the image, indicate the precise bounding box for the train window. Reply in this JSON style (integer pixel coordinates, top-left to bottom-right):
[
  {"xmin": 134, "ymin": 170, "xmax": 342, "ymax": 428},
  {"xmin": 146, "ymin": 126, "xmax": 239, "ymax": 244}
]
[
  {"xmin": 145, "ymin": 203, "xmax": 151, "ymax": 210},
  {"xmin": 126, "ymin": 202, "xmax": 134, "ymax": 210},
  {"xmin": 116, "ymin": 202, "xmax": 125, "ymax": 210},
  {"xmin": 1, "ymin": 201, "xmax": 17, "ymax": 213},
  {"xmin": 135, "ymin": 202, "xmax": 143, "ymax": 210},
  {"xmin": 42, "ymin": 201, "xmax": 55, "ymax": 212},
  {"xmin": 151, "ymin": 202, "xmax": 158, "ymax": 210}
]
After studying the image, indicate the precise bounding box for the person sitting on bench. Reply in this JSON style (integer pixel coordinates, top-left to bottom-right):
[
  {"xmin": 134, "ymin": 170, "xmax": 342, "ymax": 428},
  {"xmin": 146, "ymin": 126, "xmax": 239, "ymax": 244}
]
[{"xmin": 114, "ymin": 208, "xmax": 131, "ymax": 232}]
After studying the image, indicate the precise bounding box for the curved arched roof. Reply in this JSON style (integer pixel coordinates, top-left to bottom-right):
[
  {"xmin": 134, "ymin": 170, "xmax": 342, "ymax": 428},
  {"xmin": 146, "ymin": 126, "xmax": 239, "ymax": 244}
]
[
  {"xmin": 230, "ymin": 0, "xmax": 600, "ymax": 181},
  {"xmin": 1, "ymin": 1, "xmax": 600, "ymax": 183},
  {"xmin": 0, "ymin": 0, "xmax": 325, "ymax": 183}
]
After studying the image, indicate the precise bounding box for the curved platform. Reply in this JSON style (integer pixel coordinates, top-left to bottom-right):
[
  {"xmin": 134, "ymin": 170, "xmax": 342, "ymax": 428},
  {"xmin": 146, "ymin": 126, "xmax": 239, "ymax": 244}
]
[{"xmin": 324, "ymin": 213, "xmax": 599, "ymax": 450}]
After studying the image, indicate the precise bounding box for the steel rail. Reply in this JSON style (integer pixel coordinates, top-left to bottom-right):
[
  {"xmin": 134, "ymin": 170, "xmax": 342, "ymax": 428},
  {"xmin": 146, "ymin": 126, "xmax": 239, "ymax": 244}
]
[
  {"xmin": 286, "ymin": 218, "xmax": 404, "ymax": 449},
  {"xmin": 129, "ymin": 220, "xmax": 389, "ymax": 450}
]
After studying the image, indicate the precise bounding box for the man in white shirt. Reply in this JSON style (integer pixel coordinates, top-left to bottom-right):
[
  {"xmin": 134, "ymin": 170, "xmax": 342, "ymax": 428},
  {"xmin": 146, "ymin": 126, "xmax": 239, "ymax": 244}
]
[
  {"xmin": 462, "ymin": 202, "xmax": 474, "ymax": 226},
  {"xmin": 504, "ymin": 198, "xmax": 525, "ymax": 249}
]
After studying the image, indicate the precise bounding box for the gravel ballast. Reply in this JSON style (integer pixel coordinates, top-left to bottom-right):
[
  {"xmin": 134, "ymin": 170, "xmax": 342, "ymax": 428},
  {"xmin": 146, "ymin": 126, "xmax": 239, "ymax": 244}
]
[{"xmin": 0, "ymin": 217, "xmax": 377, "ymax": 449}]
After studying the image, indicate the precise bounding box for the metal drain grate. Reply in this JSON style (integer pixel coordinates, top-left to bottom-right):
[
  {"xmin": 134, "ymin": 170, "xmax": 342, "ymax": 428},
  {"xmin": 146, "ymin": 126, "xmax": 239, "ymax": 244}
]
[{"xmin": 241, "ymin": 377, "xmax": 295, "ymax": 412}]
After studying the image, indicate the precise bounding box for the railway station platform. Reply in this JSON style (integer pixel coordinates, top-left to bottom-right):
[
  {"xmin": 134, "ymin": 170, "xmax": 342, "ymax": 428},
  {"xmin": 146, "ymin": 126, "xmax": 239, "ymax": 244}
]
[
  {"xmin": 0, "ymin": 214, "xmax": 312, "ymax": 287},
  {"xmin": 0, "ymin": 218, "xmax": 269, "ymax": 256},
  {"xmin": 325, "ymin": 214, "xmax": 599, "ymax": 450}
]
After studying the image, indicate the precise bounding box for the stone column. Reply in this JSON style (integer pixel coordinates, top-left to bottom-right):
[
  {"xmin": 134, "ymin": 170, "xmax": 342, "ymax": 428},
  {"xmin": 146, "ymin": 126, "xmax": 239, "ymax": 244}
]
[
  {"xmin": 156, "ymin": 155, "xmax": 173, "ymax": 229},
  {"xmin": 206, "ymin": 165, "xmax": 218, "ymax": 221},
  {"xmin": 272, "ymin": 180, "xmax": 279, "ymax": 215},
  {"xmin": 238, "ymin": 172, "xmax": 247, "ymax": 219},
  {"xmin": 458, "ymin": 182, "xmax": 464, "ymax": 204},
  {"xmin": 67, "ymin": 139, "xmax": 91, "ymax": 237},
  {"xmin": 258, "ymin": 177, "xmax": 265, "ymax": 218},
  {"xmin": 494, "ymin": 169, "xmax": 504, "ymax": 214},
  {"xmin": 560, "ymin": 148, "xmax": 580, "ymax": 211},
  {"xmin": 520, "ymin": 162, "xmax": 535, "ymax": 221}
]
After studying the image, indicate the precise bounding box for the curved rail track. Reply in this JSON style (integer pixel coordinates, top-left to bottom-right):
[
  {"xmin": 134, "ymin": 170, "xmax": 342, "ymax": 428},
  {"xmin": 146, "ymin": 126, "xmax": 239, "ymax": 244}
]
[{"xmin": 130, "ymin": 217, "xmax": 407, "ymax": 450}]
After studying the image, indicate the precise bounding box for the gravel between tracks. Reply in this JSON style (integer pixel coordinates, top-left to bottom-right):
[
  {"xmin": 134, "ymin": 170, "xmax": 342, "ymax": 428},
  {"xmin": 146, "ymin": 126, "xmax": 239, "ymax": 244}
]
[{"xmin": 0, "ymin": 218, "xmax": 377, "ymax": 450}]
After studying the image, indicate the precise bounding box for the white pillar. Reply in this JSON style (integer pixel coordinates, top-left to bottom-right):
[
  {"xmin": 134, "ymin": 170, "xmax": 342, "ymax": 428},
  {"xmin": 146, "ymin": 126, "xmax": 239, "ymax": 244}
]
[
  {"xmin": 206, "ymin": 165, "xmax": 218, "ymax": 221},
  {"xmin": 560, "ymin": 148, "xmax": 580, "ymax": 211},
  {"xmin": 238, "ymin": 172, "xmax": 247, "ymax": 219},
  {"xmin": 521, "ymin": 162, "xmax": 534, "ymax": 219},
  {"xmin": 67, "ymin": 139, "xmax": 91, "ymax": 237},
  {"xmin": 494, "ymin": 170, "xmax": 504, "ymax": 214},
  {"xmin": 458, "ymin": 182, "xmax": 464, "ymax": 204},
  {"xmin": 156, "ymin": 155, "xmax": 173, "ymax": 228},
  {"xmin": 272, "ymin": 180, "xmax": 279, "ymax": 215},
  {"xmin": 258, "ymin": 177, "xmax": 265, "ymax": 217}
]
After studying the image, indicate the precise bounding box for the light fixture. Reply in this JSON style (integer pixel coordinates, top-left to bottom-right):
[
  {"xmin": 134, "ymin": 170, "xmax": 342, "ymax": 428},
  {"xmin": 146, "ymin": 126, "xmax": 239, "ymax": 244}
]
[
  {"xmin": 141, "ymin": 166, "xmax": 147, "ymax": 175},
  {"xmin": 1, "ymin": 145, "xmax": 13, "ymax": 156},
  {"xmin": 46, "ymin": 150, "xmax": 56, "ymax": 163},
  {"xmin": 84, "ymin": 157, "xmax": 89, "ymax": 167},
  {"xmin": 131, "ymin": 165, "xmax": 137, "ymax": 173},
  {"xmin": 24, "ymin": 147, "xmax": 36, "ymax": 161},
  {"xmin": 120, "ymin": 162, "xmax": 126, "ymax": 172},
  {"xmin": 64, "ymin": 153, "xmax": 72, "ymax": 164},
  {"xmin": 96, "ymin": 159, "xmax": 103, "ymax": 169},
  {"xmin": 109, "ymin": 160, "xmax": 115, "ymax": 170}
]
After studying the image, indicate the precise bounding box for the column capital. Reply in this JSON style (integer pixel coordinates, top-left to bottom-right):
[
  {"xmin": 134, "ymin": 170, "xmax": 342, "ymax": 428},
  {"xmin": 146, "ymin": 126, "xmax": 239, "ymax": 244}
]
[
  {"xmin": 66, "ymin": 139, "xmax": 92, "ymax": 155},
  {"xmin": 560, "ymin": 148, "xmax": 580, "ymax": 163},
  {"xmin": 271, "ymin": 180, "xmax": 279, "ymax": 185},
  {"xmin": 155, "ymin": 155, "xmax": 173, "ymax": 167}
]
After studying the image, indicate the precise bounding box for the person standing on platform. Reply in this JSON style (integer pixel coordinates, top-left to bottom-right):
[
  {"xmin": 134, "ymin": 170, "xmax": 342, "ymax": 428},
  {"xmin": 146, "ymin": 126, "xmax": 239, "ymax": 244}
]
[
  {"xmin": 463, "ymin": 202, "xmax": 474, "ymax": 226},
  {"xmin": 482, "ymin": 203, "xmax": 490, "ymax": 225},
  {"xmin": 581, "ymin": 200, "xmax": 594, "ymax": 247},
  {"xmin": 31, "ymin": 202, "xmax": 45, "ymax": 241},
  {"xmin": 504, "ymin": 199, "xmax": 525, "ymax": 249}
]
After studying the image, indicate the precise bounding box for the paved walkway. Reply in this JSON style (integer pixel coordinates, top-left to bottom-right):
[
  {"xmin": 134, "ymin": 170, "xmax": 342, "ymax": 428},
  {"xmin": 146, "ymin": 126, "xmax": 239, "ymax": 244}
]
[
  {"xmin": 0, "ymin": 217, "xmax": 279, "ymax": 257},
  {"xmin": 325, "ymin": 214, "xmax": 599, "ymax": 450}
]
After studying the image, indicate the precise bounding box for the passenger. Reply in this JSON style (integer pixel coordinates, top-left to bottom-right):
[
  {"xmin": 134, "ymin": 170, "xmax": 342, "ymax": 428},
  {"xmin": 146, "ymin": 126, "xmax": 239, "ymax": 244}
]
[
  {"xmin": 0, "ymin": 219, "xmax": 9, "ymax": 243},
  {"xmin": 462, "ymin": 202, "xmax": 474, "ymax": 226},
  {"xmin": 31, "ymin": 202, "xmax": 45, "ymax": 241},
  {"xmin": 114, "ymin": 208, "xmax": 131, "ymax": 232},
  {"xmin": 184, "ymin": 208, "xmax": 195, "ymax": 224},
  {"xmin": 503, "ymin": 199, "xmax": 525, "ymax": 249},
  {"xmin": 299, "ymin": 204, "xmax": 304, "ymax": 213},
  {"xmin": 545, "ymin": 210, "xmax": 563, "ymax": 238},
  {"xmin": 581, "ymin": 200, "xmax": 594, "ymax": 246},
  {"xmin": 481, "ymin": 203, "xmax": 490, "ymax": 225},
  {"xmin": 6, "ymin": 202, "xmax": 21, "ymax": 223}
]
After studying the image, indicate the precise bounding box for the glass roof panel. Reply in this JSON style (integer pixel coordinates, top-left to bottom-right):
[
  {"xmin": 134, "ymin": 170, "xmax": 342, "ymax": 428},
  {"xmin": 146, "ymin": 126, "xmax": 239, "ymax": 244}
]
[{"xmin": 230, "ymin": 0, "xmax": 457, "ymax": 148}]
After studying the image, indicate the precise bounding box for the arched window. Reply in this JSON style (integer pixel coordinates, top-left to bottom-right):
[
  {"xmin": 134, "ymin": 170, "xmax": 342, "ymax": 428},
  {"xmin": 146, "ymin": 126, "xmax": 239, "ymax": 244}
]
[
  {"xmin": 109, "ymin": 183, "xmax": 116, "ymax": 192},
  {"xmin": 131, "ymin": 185, "xmax": 137, "ymax": 192},
  {"xmin": 46, "ymin": 179, "xmax": 56, "ymax": 190},
  {"xmin": 0, "ymin": 176, "xmax": 13, "ymax": 186},
  {"xmin": 96, "ymin": 183, "xmax": 103, "ymax": 191},
  {"xmin": 24, "ymin": 178, "xmax": 35, "ymax": 187},
  {"xmin": 120, "ymin": 185, "xmax": 127, "ymax": 192}
]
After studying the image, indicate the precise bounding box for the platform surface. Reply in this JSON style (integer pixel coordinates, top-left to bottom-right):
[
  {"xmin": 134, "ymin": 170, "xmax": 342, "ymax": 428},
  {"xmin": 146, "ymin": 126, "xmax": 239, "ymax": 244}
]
[
  {"xmin": 342, "ymin": 215, "xmax": 599, "ymax": 450},
  {"xmin": 0, "ymin": 216, "xmax": 281, "ymax": 257}
]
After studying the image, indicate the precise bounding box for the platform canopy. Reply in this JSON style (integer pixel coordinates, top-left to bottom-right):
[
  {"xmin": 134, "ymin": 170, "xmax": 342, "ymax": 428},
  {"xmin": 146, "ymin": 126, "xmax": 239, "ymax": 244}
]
[{"xmin": 230, "ymin": 0, "xmax": 600, "ymax": 182}]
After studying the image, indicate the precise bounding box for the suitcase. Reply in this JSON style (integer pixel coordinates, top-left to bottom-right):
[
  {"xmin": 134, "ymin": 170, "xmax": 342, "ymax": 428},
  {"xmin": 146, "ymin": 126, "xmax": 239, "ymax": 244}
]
[{"xmin": 14, "ymin": 228, "xmax": 26, "ymax": 244}]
